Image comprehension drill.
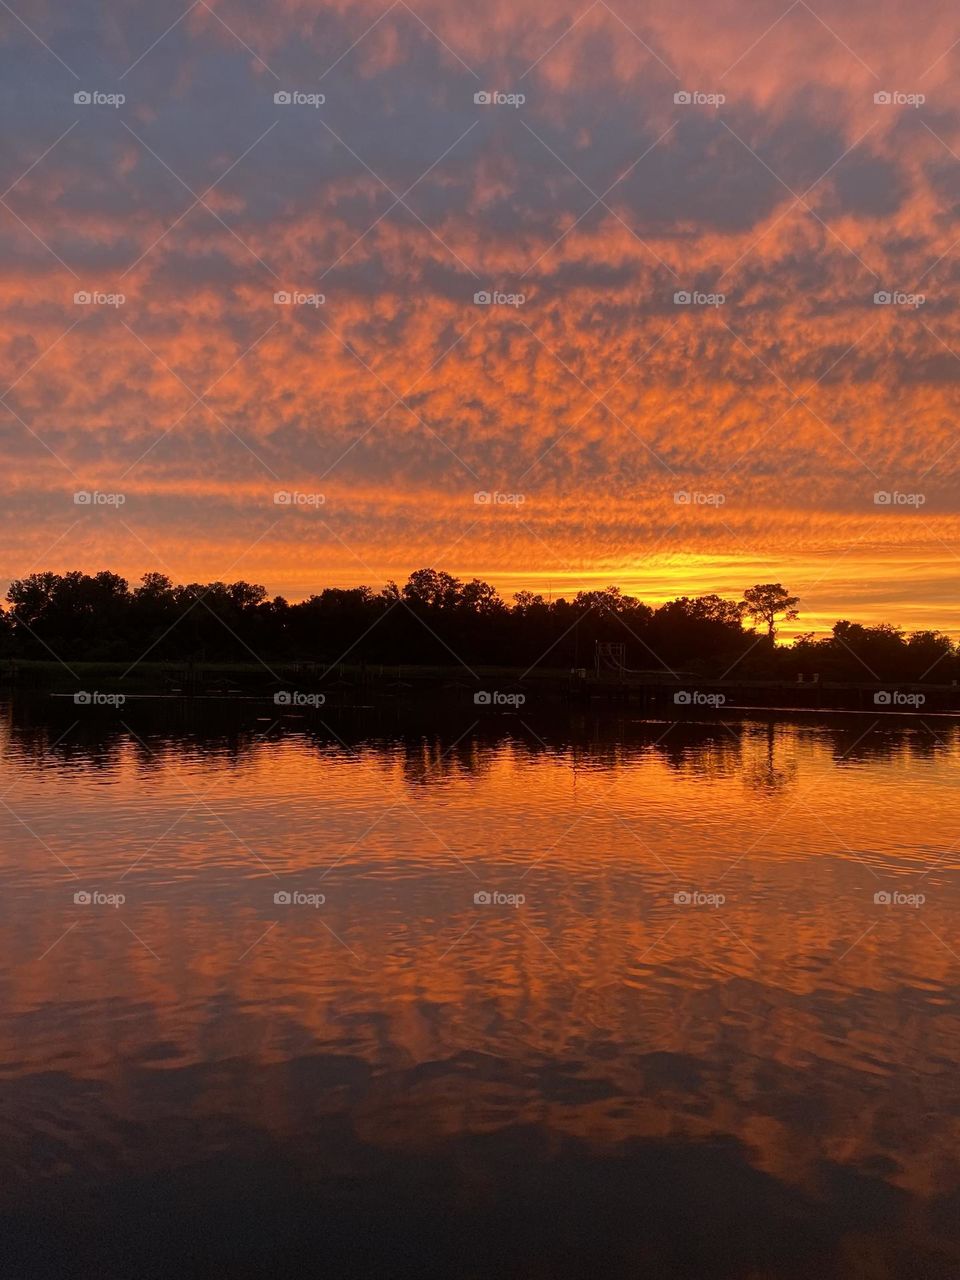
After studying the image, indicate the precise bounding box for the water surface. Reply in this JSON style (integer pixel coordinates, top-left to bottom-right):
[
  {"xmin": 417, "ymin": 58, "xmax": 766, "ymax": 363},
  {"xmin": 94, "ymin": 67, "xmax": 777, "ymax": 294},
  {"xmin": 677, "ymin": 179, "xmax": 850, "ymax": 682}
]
[{"xmin": 2, "ymin": 700, "xmax": 959, "ymax": 1278}]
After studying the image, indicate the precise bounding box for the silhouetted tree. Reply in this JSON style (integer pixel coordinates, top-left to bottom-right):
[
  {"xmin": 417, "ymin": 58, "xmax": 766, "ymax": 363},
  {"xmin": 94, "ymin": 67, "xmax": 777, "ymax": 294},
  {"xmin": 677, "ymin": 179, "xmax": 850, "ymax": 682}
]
[
  {"xmin": 742, "ymin": 584, "xmax": 800, "ymax": 641},
  {"xmin": 2, "ymin": 569, "xmax": 956, "ymax": 685}
]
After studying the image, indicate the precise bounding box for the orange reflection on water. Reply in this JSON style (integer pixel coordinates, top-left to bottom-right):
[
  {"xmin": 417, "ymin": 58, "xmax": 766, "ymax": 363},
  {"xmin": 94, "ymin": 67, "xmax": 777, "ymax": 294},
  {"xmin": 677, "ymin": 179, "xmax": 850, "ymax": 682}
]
[{"xmin": 1, "ymin": 705, "xmax": 959, "ymax": 1275}]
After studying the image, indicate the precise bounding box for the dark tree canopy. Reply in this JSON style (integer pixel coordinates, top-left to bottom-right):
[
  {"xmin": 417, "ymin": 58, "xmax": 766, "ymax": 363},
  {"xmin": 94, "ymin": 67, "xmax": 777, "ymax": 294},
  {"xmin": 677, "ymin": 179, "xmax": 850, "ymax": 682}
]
[
  {"xmin": 741, "ymin": 584, "xmax": 800, "ymax": 640},
  {"xmin": 0, "ymin": 569, "xmax": 955, "ymax": 682}
]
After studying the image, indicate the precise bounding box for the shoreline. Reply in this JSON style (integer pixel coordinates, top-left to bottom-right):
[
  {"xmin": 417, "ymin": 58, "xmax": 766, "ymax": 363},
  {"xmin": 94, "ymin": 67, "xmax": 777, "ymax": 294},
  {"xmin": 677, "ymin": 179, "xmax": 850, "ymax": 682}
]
[{"xmin": 2, "ymin": 658, "xmax": 958, "ymax": 716}]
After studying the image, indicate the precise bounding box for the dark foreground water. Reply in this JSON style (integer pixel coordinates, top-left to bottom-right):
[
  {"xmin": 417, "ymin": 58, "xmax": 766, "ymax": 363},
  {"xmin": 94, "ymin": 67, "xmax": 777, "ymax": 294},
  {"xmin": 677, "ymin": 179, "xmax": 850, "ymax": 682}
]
[{"xmin": 2, "ymin": 698, "xmax": 959, "ymax": 1278}]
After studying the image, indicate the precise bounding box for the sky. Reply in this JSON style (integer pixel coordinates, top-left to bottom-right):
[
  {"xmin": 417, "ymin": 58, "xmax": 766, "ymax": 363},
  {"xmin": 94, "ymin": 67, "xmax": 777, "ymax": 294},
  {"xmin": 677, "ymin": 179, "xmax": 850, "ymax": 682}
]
[{"xmin": 1, "ymin": 0, "xmax": 959, "ymax": 636}]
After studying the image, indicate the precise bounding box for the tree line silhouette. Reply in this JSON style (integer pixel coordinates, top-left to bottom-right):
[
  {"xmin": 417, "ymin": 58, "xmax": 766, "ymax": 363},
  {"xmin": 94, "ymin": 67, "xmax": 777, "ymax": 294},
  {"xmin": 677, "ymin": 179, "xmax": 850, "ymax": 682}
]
[{"xmin": 1, "ymin": 568, "xmax": 956, "ymax": 682}]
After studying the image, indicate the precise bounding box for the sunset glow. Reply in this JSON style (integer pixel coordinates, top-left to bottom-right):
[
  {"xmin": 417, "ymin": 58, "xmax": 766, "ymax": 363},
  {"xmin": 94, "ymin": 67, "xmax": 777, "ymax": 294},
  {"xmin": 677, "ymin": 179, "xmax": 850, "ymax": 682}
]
[
  {"xmin": 1, "ymin": 0, "xmax": 959, "ymax": 630},
  {"xmin": 7, "ymin": 8, "xmax": 960, "ymax": 1274}
]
